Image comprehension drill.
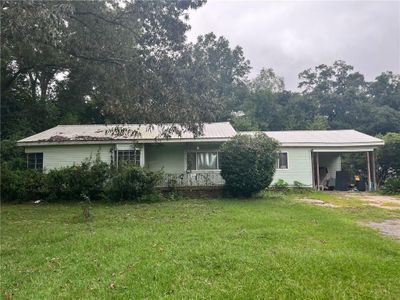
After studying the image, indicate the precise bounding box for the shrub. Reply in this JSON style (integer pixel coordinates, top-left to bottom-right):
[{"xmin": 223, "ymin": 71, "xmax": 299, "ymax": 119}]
[
  {"xmin": 1, "ymin": 163, "xmax": 46, "ymax": 202},
  {"xmin": 219, "ymin": 133, "xmax": 279, "ymax": 197},
  {"xmin": 272, "ymin": 179, "xmax": 289, "ymax": 191},
  {"xmin": 293, "ymin": 181, "xmax": 305, "ymax": 189},
  {"xmin": 106, "ymin": 164, "xmax": 162, "ymax": 202},
  {"xmin": 45, "ymin": 159, "xmax": 111, "ymax": 201},
  {"xmin": 380, "ymin": 177, "xmax": 400, "ymax": 195}
]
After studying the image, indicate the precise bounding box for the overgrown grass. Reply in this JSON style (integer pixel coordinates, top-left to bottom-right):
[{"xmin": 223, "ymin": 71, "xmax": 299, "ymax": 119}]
[{"xmin": 1, "ymin": 194, "xmax": 400, "ymax": 299}]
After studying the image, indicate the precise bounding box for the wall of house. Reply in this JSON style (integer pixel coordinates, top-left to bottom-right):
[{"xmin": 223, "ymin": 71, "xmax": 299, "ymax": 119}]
[
  {"xmin": 25, "ymin": 144, "xmax": 113, "ymax": 171},
  {"xmin": 318, "ymin": 152, "xmax": 342, "ymax": 179},
  {"xmin": 24, "ymin": 143, "xmax": 322, "ymax": 188},
  {"xmin": 273, "ymin": 148, "xmax": 313, "ymax": 187},
  {"xmin": 144, "ymin": 143, "xmax": 223, "ymax": 173},
  {"xmin": 145, "ymin": 144, "xmax": 186, "ymax": 173}
]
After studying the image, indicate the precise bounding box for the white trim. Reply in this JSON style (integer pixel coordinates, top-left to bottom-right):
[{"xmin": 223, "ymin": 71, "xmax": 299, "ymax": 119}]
[
  {"xmin": 140, "ymin": 145, "xmax": 145, "ymax": 167},
  {"xmin": 17, "ymin": 138, "xmax": 232, "ymax": 147},
  {"xmin": 277, "ymin": 142, "xmax": 384, "ymax": 147},
  {"xmin": 313, "ymin": 148, "xmax": 375, "ymax": 153},
  {"xmin": 185, "ymin": 150, "xmax": 220, "ymax": 171},
  {"xmin": 276, "ymin": 151, "xmax": 289, "ymax": 170}
]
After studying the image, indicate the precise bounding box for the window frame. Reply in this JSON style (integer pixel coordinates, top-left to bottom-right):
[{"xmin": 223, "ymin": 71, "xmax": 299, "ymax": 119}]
[
  {"xmin": 185, "ymin": 151, "xmax": 220, "ymax": 172},
  {"xmin": 276, "ymin": 152, "xmax": 289, "ymax": 170},
  {"xmin": 115, "ymin": 149, "xmax": 141, "ymax": 167},
  {"xmin": 26, "ymin": 152, "xmax": 43, "ymax": 171}
]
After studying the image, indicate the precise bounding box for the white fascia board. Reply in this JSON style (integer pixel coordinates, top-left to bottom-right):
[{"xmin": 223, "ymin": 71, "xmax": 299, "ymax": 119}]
[
  {"xmin": 312, "ymin": 148, "xmax": 375, "ymax": 153},
  {"xmin": 280, "ymin": 142, "xmax": 384, "ymax": 147},
  {"xmin": 17, "ymin": 138, "xmax": 231, "ymax": 147}
]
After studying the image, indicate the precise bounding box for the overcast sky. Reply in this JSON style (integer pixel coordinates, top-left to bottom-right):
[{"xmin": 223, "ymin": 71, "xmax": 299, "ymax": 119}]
[{"xmin": 186, "ymin": 0, "xmax": 400, "ymax": 90}]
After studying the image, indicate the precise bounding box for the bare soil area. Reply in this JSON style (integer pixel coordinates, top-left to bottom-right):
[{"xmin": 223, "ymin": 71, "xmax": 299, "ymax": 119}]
[
  {"xmin": 345, "ymin": 193, "xmax": 400, "ymax": 210},
  {"xmin": 367, "ymin": 220, "xmax": 400, "ymax": 239},
  {"xmin": 301, "ymin": 198, "xmax": 339, "ymax": 208}
]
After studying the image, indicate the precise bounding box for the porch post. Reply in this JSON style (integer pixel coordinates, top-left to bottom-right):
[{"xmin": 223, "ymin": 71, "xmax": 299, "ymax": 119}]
[
  {"xmin": 371, "ymin": 150, "xmax": 377, "ymax": 191},
  {"xmin": 140, "ymin": 145, "xmax": 145, "ymax": 167},
  {"xmin": 311, "ymin": 151, "xmax": 315, "ymax": 189},
  {"xmin": 316, "ymin": 152, "xmax": 320, "ymax": 190},
  {"xmin": 367, "ymin": 152, "xmax": 371, "ymax": 191}
]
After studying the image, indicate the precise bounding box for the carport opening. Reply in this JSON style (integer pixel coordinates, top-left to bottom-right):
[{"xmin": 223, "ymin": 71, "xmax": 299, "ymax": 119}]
[{"xmin": 312, "ymin": 150, "xmax": 377, "ymax": 192}]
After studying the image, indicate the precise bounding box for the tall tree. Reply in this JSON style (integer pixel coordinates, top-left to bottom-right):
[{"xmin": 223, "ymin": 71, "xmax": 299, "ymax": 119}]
[{"xmin": 250, "ymin": 68, "xmax": 285, "ymax": 93}]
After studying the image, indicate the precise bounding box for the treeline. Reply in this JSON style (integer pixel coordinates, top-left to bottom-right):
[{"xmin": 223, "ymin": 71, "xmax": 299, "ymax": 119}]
[{"xmin": 1, "ymin": 1, "xmax": 399, "ymax": 162}]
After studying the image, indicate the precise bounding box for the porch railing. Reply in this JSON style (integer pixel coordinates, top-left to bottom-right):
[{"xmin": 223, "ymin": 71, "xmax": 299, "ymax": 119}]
[{"xmin": 158, "ymin": 172, "xmax": 225, "ymax": 188}]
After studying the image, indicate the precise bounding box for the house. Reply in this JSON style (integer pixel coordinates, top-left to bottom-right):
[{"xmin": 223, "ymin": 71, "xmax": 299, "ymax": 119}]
[{"xmin": 17, "ymin": 123, "xmax": 384, "ymax": 190}]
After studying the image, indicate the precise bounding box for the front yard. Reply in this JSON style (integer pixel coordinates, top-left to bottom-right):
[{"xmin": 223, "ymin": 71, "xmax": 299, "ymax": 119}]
[{"xmin": 1, "ymin": 192, "xmax": 400, "ymax": 299}]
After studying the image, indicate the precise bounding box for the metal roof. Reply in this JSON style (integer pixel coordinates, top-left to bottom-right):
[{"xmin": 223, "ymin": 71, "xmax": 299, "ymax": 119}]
[
  {"xmin": 241, "ymin": 130, "xmax": 384, "ymax": 147},
  {"xmin": 17, "ymin": 122, "xmax": 236, "ymax": 146}
]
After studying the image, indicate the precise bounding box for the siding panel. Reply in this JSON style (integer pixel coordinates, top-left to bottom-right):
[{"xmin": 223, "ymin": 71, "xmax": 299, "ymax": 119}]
[
  {"xmin": 25, "ymin": 145, "xmax": 112, "ymax": 171},
  {"xmin": 273, "ymin": 148, "xmax": 313, "ymax": 187}
]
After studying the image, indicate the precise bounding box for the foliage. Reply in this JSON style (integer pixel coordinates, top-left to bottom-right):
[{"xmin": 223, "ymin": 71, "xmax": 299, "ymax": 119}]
[
  {"xmin": 45, "ymin": 160, "xmax": 111, "ymax": 202},
  {"xmin": 293, "ymin": 181, "xmax": 306, "ymax": 189},
  {"xmin": 272, "ymin": 179, "xmax": 289, "ymax": 191},
  {"xmin": 106, "ymin": 164, "xmax": 162, "ymax": 202},
  {"xmin": 377, "ymin": 132, "xmax": 400, "ymax": 181},
  {"xmin": 0, "ymin": 139, "xmax": 26, "ymax": 170},
  {"xmin": 1, "ymin": 158, "xmax": 164, "ymax": 202},
  {"xmin": 1, "ymin": 0, "xmax": 252, "ymax": 141},
  {"xmin": 0, "ymin": 163, "xmax": 46, "ymax": 202},
  {"xmin": 380, "ymin": 177, "xmax": 400, "ymax": 195},
  {"xmin": 250, "ymin": 67, "xmax": 285, "ymax": 93},
  {"xmin": 220, "ymin": 133, "xmax": 279, "ymax": 197}
]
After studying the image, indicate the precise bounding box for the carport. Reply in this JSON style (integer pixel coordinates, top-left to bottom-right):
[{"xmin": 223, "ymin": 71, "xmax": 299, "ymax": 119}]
[
  {"xmin": 312, "ymin": 147, "xmax": 378, "ymax": 191},
  {"xmin": 260, "ymin": 129, "xmax": 384, "ymax": 191}
]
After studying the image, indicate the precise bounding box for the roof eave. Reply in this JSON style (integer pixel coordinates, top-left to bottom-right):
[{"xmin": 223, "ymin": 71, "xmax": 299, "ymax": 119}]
[
  {"xmin": 279, "ymin": 142, "xmax": 384, "ymax": 147},
  {"xmin": 17, "ymin": 137, "xmax": 232, "ymax": 147}
]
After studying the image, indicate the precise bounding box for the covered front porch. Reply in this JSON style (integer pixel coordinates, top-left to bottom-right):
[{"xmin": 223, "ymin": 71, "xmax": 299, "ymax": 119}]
[
  {"xmin": 119, "ymin": 142, "xmax": 225, "ymax": 188},
  {"xmin": 312, "ymin": 147, "xmax": 378, "ymax": 192}
]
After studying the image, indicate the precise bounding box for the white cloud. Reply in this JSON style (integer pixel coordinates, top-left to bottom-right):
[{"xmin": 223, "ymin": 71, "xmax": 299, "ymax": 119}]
[{"xmin": 187, "ymin": 0, "xmax": 400, "ymax": 90}]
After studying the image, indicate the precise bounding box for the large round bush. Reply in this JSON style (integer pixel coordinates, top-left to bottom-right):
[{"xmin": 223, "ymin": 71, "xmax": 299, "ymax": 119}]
[
  {"xmin": 219, "ymin": 133, "xmax": 279, "ymax": 197},
  {"xmin": 107, "ymin": 165, "xmax": 162, "ymax": 201}
]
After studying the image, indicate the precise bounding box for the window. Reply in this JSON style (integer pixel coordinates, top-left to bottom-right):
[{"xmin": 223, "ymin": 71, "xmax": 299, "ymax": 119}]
[
  {"xmin": 187, "ymin": 152, "xmax": 219, "ymax": 170},
  {"xmin": 26, "ymin": 153, "xmax": 43, "ymax": 171},
  {"xmin": 116, "ymin": 150, "xmax": 140, "ymax": 166},
  {"xmin": 277, "ymin": 152, "xmax": 288, "ymax": 169}
]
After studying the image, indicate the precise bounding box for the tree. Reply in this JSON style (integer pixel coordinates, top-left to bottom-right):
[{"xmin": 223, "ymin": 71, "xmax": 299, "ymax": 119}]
[
  {"xmin": 250, "ymin": 68, "xmax": 285, "ymax": 93},
  {"xmin": 298, "ymin": 60, "xmax": 368, "ymax": 129},
  {"xmin": 369, "ymin": 71, "xmax": 400, "ymax": 111},
  {"xmin": 377, "ymin": 132, "xmax": 400, "ymax": 181},
  {"xmin": 2, "ymin": 1, "xmax": 253, "ymax": 140},
  {"xmin": 2, "ymin": 0, "xmax": 225, "ymax": 134},
  {"xmin": 219, "ymin": 134, "xmax": 279, "ymax": 197}
]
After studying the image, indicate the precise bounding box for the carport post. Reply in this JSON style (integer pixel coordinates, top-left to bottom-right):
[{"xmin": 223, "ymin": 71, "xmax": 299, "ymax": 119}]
[
  {"xmin": 367, "ymin": 152, "xmax": 372, "ymax": 191},
  {"xmin": 316, "ymin": 152, "xmax": 320, "ymax": 190},
  {"xmin": 371, "ymin": 151, "xmax": 377, "ymax": 191}
]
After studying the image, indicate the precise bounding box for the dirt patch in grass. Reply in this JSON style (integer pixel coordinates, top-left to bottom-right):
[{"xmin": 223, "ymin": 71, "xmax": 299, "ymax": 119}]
[
  {"xmin": 300, "ymin": 198, "xmax": 340, "ymax": 208},
  {"xmin": 366, "ymin": 219, "xmax": 400, "ymax": 239},
  {"xmin": 345, "ymin": 193, "xmax": 400, "ymax": 210}
]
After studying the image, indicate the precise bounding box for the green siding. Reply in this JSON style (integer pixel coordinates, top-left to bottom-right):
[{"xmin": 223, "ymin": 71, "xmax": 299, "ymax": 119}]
[
  {"xmin": 145, "ymin": 143, "xmax": 223, "ymax": 173},
  {"xmin": 318, "ymin": 153, "xmax": 341, "ymax": 179},
  {"xmin": 273, "ymin": 148, "xmax": 313, "ymax": 187},
  {"xmin": 23, "ymin": 143, "xmax": 328, "ymax": 188},
  {"xmin": 145, "ymin": 144, "xmax": 185, "ymax": 173},
  {"xmin": 25, "ymin": 145, "xmax": 112, "ymax": 171}
]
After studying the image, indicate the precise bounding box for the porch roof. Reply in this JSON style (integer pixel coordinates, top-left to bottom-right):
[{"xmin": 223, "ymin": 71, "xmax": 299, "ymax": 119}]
[
  {"xmin": 17, "ymin": 122, "xmax": 236, "ymax": 146},
  {"xmin": 241, "ymin": 130, "xmax": 384, "ymax": 148}
]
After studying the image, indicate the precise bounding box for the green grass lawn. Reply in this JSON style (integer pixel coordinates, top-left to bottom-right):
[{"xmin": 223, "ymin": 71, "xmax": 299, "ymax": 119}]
[{"xmin": 1, "ymin": 194, "xmax": 400, "ymax": 299}]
